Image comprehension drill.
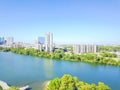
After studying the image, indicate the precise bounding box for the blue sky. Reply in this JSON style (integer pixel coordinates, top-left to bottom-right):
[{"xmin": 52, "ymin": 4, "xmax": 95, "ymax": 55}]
[{"xmin": 0, "ymin": 0, "xmax": 120, "ymax": 44}]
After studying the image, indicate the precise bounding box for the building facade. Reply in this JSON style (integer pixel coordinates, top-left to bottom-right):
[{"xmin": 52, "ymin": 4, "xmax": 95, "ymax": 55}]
[
  {"xmin": 34, "ymin": 40, "xmax": 43, "ymax": 51},
  {"xmin": 45, "ymin": 32, "xmax": 53, "ymax": 52},
  {"xmin": 13, "ymin": 42, "xmax": 24, "ymax": 48},
  {"xmin": 73, "ymin": 44, "xmax": 98, "ymax": 54},
  {"xmin": 38, "ymin": 37, "xmax": 45, "ymax": 44},
  {"xmin": 6, "ymin": 37, "xmax": 14, "ymax": 47},
  {"xmin": 0, "ymin": 37, "xmax": 5, "ymax": 45}
]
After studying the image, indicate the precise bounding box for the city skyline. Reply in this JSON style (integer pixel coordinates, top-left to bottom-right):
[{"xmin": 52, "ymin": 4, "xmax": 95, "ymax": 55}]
[{"xmin": 0, "ymin": 0, "xmax": 120, "ymax": 45}]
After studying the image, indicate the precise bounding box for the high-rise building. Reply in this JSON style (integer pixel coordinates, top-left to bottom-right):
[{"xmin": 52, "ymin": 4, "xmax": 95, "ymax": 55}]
[
  {"xmin": 73, "ymin": 44, "xmax": 98, "ymax": 54},
  {"xmin": 38, "ymin": 37, "xmax": 45, "ymax": 44},
  {"xmin": 0, "ymin": 37, "xmax": 5, "ymax": 45},
  {"xmin": 34, "ymin": 40, "xmax": 43, "ymax": 51},
  {"xmin": 45, "ymin": 32, "xmax": 53, "ymax": 52},
  {"xmin": 93, "ymin": 45, "xmax": 98, "ymax": 53},
  {"xmin": 73, "ymin": 44, "xmax": 80, "ymax": 54},
  {"xmin": 6, "ymin": 37, "xmax": 14, "ymax": 46}
]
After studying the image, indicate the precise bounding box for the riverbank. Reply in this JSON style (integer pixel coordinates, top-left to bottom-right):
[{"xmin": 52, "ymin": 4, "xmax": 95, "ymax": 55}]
[
  {"xmin": 42, "ymin": 81, "xmax": 50, "ymax": 90},
  {"xmin": 1, "ymin": 47, "xmax": 120, "ymax": 67},
  {"xmin": 0, "ymin": 80, "xmax": 9, "ymax": 89},
  {"xmin": 0, "ymin": 80, "xmax": 29, "ymax": 90}
]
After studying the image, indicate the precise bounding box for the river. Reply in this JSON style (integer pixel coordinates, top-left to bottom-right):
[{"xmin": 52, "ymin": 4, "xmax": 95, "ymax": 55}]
[{"xmin": 0, "ymin": 52, "xmax": 120, "ymax": 90}]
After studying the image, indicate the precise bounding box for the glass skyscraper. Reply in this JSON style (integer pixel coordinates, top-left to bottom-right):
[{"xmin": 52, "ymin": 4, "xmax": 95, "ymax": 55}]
[{"xmin": 38, "ymin": 37, "xmax": 45, "ymax": 44}]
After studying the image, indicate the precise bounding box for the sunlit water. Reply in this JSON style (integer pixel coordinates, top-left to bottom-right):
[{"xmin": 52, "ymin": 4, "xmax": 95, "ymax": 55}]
[{"xmin": 0, "ymin": 52, "xmax": 120, "ymax": 90}]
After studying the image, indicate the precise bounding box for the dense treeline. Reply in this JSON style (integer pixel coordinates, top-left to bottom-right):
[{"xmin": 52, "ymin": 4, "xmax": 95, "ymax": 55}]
[
  {"xmin": 1, "ymin": 47, "xmax": 120, "ymax": 66},
  {"xmin": 101, "ymin": 52, "xmax": 117, "ymax": 58},
  {"xmin": 99, "ymin": 45, "xmax": 120, "ymax": 52},
  {"xmin": 47, "ymin": 74, "xmax": 111, "ymax": 90}
]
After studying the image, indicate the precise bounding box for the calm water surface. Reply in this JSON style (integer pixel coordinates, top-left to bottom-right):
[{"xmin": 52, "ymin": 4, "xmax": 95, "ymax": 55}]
[{"xmin": 0, "ymin": 52, "xmax": 120, "ymax": 90}]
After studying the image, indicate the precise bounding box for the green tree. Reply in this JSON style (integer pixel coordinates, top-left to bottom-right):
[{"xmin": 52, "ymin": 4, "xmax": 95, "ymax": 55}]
[
  {"xmin": 47, "ymin": 74, "xmax": 111, "ymax": 90},
  {"xmin": 0, "ymin": 86, "xmax": 3, "ymax": 90},
  {"xmin": 97, "ymin": 82, "xmax": 111, "ymax": 90},
  {"xmin": 8, "ymin": 86, "xmax": 19, "ymax": 90},
  {"xmin": 47, "ymin": 78, "xmax": 61, "ymax": 90}
]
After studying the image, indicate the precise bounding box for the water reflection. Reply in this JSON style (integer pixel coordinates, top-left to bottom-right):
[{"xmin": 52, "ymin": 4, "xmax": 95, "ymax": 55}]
[{"xmin": 43, "ymin": 60, "xmax": 53, "ymax": 79}]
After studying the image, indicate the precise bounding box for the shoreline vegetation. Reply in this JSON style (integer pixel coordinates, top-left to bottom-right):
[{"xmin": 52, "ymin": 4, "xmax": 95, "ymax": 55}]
[
  {"xmin": 0, "ymin": 80, "xmax": 29, "ymax": 90},
  {"xmin": 1, "ymin": 47, "xmax": 120, "ymax": 67},
  {"xmin": 46, "ymin": 74, "xmax": 111, "ymax": 90},
  {"xmin": 42, "ymin": 81, "xmax": 50, "ymax": 90}
]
